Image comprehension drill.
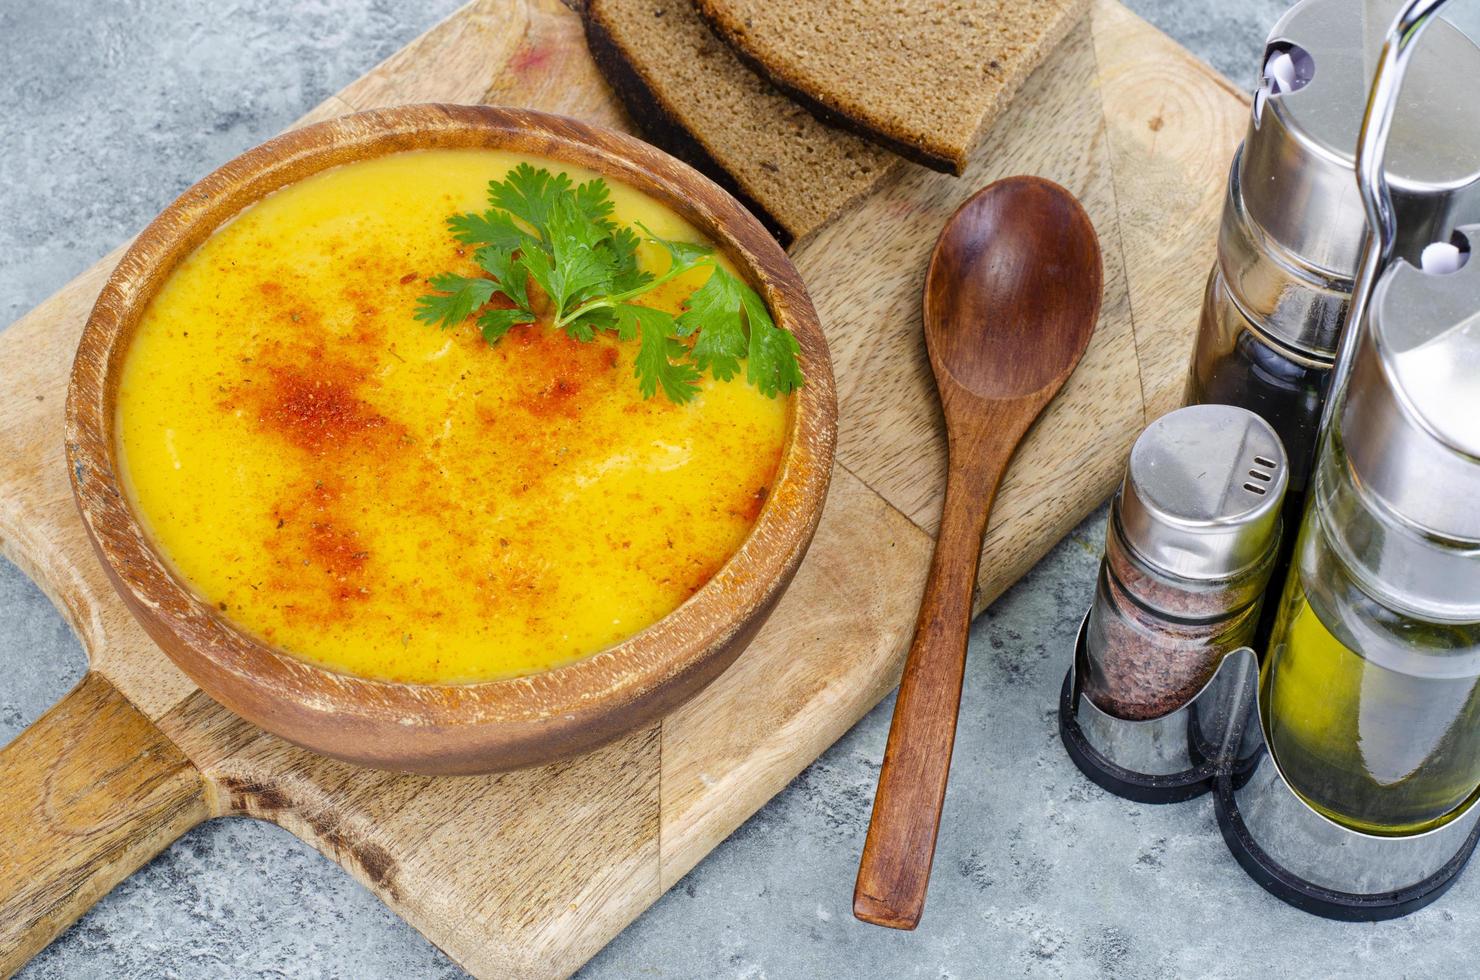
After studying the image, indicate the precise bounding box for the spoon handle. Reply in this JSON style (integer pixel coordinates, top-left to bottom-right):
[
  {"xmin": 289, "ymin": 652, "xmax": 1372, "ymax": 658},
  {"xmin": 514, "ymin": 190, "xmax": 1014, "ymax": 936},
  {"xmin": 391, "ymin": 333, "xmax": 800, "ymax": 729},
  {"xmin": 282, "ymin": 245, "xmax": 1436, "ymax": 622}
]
[{"xmin": 854, "ymin": 444, "xmax": 1007, "ymax": 929}]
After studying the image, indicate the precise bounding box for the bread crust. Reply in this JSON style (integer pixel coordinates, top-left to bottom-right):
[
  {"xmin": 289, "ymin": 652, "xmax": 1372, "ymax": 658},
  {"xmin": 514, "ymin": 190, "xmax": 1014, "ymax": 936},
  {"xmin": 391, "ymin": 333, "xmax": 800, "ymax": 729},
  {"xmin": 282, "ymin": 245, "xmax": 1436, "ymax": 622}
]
[
  {"xmin": 693, "ymin": 0, "xmax": 962, "ymax": 174},
  {"xmin": 692, "ymin": 0, "xmax": 1091, "ymax": 176},
  {"xmin": 583, "ymin": 0, "xmax": 904, "ymax": 247},
  {"xmin": 584, "ymin": 0, "xmax": 795, "ymax": 244}
]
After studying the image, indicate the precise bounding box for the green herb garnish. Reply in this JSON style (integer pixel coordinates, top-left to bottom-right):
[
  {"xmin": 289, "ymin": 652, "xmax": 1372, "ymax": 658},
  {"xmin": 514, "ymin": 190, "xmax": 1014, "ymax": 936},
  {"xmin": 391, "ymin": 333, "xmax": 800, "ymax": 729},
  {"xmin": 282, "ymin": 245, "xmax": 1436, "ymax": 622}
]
[{"xmin": 414, "ymin": 164, "xmax": 804, "ymax": 404}]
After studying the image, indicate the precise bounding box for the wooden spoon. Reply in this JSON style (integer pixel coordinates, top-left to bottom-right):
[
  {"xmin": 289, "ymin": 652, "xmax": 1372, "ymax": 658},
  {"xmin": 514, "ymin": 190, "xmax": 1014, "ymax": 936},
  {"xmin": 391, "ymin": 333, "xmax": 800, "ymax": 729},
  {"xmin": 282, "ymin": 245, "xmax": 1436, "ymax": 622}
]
[{"xmin": 853, "ymin": 176, "xmax": 1103, "ymax": 929}]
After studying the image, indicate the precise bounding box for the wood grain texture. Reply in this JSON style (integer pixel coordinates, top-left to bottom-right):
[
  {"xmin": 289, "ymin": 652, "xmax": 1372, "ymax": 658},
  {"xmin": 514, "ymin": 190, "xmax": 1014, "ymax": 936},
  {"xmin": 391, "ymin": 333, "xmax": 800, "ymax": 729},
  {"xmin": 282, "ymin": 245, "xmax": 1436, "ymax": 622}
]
[
  {"xmin": 0, "ymin": 673, "xmax": 208, "ymax": 976},
  {"xmin": 659, "ymin": 466, "xmax": 934, "ymax": 889},
  {"xmin": 159, "ymin": 690, "xmax": 663, "ymax": 979},
  {"xmin": 1089, "ymin": 0, "xmax": 1250, "ymax": 420},
  {"xmin": 854, "ymin": 178, "xmax": 1103, "ymax": 930},
  {"xmin": 0, "ymin": 0, "xmax": 1247, "ymax": 975}
]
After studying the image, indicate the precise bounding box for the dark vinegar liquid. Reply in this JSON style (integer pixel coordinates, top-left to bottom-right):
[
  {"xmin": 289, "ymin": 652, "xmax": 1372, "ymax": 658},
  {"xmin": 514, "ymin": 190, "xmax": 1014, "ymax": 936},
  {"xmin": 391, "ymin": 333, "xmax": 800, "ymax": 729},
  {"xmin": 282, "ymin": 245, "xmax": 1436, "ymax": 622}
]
[{"xmin": 1186, "ymin": 271, "xmax": 1331, "ymax": 650}]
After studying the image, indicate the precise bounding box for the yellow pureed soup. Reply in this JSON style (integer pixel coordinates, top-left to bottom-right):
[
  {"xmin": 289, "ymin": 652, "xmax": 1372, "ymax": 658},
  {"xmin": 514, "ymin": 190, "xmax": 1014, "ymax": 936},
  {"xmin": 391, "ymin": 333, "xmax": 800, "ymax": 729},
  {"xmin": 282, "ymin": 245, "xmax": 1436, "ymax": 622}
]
[{"xmin": 116, "ymin": 149, "xmax": 790, "ymax": 684}]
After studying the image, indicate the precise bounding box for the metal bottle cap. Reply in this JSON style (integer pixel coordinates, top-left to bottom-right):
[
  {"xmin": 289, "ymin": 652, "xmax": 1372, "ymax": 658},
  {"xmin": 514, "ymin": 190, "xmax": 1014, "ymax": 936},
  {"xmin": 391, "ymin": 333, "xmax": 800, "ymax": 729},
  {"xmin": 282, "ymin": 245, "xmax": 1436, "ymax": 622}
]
[
  {"xmin": 1342, "ymin": 224, "xmax": 1480, "ymax": 542},
  {"xmin": 1119, "ymin": 405, "xmax": 1289, "ymax": 581},
  {"xmin": 1223, "ymin": 0, "xmax": 1480, "ymax": 356}
]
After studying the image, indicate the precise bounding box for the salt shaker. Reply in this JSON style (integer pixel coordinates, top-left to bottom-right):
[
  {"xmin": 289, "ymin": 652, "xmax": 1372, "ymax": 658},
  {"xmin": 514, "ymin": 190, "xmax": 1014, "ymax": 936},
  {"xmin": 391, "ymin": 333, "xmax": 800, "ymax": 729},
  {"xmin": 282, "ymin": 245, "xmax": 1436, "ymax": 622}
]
[
  {"xmin": 1081, "ymin": 405, "xmax": 1288, "ymax": 721},
  {"xmin": 1185, "ymin": 0, "xmax": 1480, "ymax": 509}
]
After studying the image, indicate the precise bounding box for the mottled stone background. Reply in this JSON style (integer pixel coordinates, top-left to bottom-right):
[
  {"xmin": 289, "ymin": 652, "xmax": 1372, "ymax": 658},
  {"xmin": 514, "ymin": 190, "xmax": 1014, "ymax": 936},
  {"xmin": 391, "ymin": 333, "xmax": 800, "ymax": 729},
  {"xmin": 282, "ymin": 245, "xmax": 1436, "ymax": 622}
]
[{"xmin": 4, "ymin": 1, "xmax": 1480, "ymax": 976}]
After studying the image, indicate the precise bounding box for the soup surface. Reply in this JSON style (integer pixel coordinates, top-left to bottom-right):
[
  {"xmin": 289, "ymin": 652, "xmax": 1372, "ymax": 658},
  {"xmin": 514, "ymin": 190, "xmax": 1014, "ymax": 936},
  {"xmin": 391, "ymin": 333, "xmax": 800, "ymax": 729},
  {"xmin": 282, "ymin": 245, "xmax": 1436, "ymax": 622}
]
[{"xmin": 116, "ymin": 149, "xmax": 789, "ymax": 684}]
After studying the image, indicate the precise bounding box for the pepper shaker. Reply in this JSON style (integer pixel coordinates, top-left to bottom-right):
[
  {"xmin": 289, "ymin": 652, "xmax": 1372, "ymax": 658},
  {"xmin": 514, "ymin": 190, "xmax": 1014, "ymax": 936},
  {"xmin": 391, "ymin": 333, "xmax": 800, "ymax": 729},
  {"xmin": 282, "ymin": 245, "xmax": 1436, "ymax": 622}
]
[
  {"xmin": 1081, "ymin": 405, "xmax": 1288, "ymax": 721},
  {"xmin": 1059, "ymin": 405, "xmax": 1286, "ymax": 805}
]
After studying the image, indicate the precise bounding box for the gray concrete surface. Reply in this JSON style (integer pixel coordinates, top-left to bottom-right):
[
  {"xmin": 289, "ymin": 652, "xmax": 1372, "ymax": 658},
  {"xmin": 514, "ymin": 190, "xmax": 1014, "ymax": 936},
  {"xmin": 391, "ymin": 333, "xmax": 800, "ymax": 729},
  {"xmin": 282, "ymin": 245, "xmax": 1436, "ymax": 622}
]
[{"xmin": 4, "ymin": 0, "xmax": 1480, "ymax": 976}]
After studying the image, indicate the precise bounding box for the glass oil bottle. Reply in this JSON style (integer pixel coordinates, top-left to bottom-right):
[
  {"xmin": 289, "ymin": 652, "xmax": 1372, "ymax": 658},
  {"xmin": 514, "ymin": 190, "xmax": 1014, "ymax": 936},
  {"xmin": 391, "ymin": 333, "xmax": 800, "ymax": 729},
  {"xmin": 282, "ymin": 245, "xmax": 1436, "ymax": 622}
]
[{"xmin": 1262, "ymin": 223, "xmax": 1480, "ymax": 837}]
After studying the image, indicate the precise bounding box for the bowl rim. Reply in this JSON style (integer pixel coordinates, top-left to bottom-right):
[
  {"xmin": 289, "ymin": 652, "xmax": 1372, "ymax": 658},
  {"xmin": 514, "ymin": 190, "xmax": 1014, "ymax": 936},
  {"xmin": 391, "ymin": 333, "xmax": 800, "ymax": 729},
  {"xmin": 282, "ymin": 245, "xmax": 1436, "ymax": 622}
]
[{"xmin": 65, "ymin": 104, "xmax": 836, "ymax": 753}]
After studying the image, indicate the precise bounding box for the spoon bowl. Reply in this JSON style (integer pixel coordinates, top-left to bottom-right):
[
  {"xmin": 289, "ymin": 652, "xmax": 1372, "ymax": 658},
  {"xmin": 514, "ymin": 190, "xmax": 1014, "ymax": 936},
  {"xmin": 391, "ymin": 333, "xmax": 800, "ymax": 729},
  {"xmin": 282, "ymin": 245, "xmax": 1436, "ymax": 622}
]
[
  {"xmin": 924, "ymin": 176, "xmax": 1104, "ymax": 402},
  {"xmin": 855, "ymin": 176, "xmax": 1102, "ymax": 929}
]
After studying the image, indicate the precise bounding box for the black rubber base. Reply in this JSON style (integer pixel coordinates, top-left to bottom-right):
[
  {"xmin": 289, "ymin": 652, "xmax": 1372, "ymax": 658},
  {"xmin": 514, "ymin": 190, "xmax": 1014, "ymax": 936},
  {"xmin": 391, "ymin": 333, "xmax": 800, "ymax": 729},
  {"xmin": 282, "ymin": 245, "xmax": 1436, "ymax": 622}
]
[
  {"xmin": 1213, "ymin": 765, "xmax": 1480, "ymax": 921},
  {"xmin": 1057, "ymin": 671, "xmax": 1215, "ymax": 805}
]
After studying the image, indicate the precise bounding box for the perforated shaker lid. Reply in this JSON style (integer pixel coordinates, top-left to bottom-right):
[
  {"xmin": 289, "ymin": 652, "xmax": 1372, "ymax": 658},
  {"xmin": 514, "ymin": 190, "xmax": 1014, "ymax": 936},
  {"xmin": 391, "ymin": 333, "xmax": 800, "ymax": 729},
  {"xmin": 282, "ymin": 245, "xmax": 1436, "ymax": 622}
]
[
  {"xmin": 1240, "ymin": 0, "xmax": 1480, "ymax": 285},
  {"xmin": 1119, "ymin": 405, "xmax": 1289, "ymax": 581},
  {"xmin": 1343, "ymin": 225, "xmax": 1480, "ymax": 542}
]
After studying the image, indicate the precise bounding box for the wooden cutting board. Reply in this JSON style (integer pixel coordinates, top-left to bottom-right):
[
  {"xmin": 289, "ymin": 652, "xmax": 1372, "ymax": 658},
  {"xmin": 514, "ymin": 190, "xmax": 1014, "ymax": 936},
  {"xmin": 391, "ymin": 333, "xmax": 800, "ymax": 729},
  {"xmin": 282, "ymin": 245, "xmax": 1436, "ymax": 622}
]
[{"xmin": 0, "ymin": 1, "xmax": 1248, "ymax": 975}]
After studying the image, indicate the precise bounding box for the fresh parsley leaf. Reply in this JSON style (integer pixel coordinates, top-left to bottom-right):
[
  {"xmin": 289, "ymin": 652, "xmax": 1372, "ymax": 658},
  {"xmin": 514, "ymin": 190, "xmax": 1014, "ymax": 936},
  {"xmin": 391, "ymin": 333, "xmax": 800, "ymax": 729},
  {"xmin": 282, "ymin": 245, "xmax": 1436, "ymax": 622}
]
[
  {"xmin": 488, "ymin": 163, "xmax": 573, "ymax": 242},
  {"xmin": 417, "ymin": 166, "xmax": 803, "ymax": 403},
  {"xmin": 602, "ymin": 226, "xmax": 651, "ymax": 295},
  {"xmin": 414, "ymin": 274, "xmax": 496, "ymax": 329},
  {"xmin": 678, "ymin": 267, "xmax": 746, "ymax": 381},
  {"xmin": 547, "ymin": 196, "xmax": 618, "ymax": 315},
  {"xmin": 477, "ymin": 306, "xmax": 535, "ymax": 345},
  {"xmin": 515, "ymin": 246, "xmax": 556, "ymax": 313},
  {"xmin": 475, "ymin": 245, "xmax": 532, "ymax": 310},
  {"xmin": 564, "ymin": 304, "xmax": 619, "ymax": 342},
  {"xmin": 621, "ymin": 304, "xmax": 700, "ymax": 403},
  {"xmin": 448, "ymin": 209, "xmax": 525, "ymax": 251},
  {"xmin": 637, "ymin": 222, "xmax": 713, "ymax": 269},
  {"xmin": 741, "ymin": 285, "xmax": 805, "ymax": 398},
  {"xmin": 574, "ymin": 178, "xmax": 616, "ymax": 227}
]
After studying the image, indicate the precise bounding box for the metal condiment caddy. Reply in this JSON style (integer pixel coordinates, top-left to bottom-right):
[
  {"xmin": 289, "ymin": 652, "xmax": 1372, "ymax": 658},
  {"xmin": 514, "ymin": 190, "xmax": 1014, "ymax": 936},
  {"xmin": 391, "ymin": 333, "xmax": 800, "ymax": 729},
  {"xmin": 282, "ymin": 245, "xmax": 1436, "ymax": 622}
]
[{"xmin": 1060, "ymin": 0, "xmax": 1480, "ymax": 921}]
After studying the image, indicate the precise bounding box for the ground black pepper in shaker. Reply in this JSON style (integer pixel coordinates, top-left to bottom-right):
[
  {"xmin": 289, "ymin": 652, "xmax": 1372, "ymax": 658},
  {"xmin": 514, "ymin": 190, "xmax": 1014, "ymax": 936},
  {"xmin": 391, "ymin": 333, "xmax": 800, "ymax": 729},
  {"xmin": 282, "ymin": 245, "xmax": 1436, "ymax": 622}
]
[{"xmin": 1080, "ymin": 405, "xmax": 1287, "ymax": 721}]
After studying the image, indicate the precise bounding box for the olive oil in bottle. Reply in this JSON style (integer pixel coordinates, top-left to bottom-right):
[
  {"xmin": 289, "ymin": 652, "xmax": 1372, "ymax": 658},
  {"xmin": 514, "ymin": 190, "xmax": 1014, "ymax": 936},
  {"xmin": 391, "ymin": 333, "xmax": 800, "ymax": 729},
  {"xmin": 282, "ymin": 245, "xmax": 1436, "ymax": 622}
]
[
  {"xmin": 1256, "ymin": 219, "xmax": 1480, "ymax": 840},
  {"xmin": 1263, "ymin": 520, "xmax": 1480, "ymax": 836}
]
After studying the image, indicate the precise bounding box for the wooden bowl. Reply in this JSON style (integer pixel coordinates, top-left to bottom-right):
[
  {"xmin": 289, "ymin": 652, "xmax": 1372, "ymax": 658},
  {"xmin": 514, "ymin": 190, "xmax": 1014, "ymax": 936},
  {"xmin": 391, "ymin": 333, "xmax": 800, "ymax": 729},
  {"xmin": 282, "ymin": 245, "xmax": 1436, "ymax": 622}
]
[{"xmin": 65, "ymin": 105, "xmax": 836, "ymax": 775}]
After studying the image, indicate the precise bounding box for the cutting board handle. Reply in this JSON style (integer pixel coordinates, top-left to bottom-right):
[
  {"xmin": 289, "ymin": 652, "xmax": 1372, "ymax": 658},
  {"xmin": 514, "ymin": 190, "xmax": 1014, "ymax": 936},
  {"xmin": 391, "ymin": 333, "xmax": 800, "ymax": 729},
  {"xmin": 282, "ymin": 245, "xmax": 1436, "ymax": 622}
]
[{"xmin": 0, "ymin": 671, "xmax": 208, "ymax": 974}]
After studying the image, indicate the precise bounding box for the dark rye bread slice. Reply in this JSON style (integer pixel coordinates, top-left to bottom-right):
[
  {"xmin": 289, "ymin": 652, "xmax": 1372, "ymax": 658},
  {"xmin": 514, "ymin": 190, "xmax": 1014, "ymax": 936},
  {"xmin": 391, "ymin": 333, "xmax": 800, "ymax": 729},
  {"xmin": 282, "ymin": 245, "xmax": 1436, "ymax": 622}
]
[
  {"xmin": 692, "ymin": 0, "xmax": 1090, "ymax": 175},
  {"xmin": 583, "ymin": 0, "xmax": 900, "ymax": 247}
]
